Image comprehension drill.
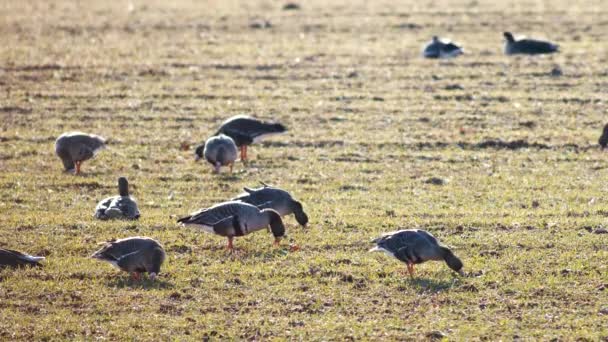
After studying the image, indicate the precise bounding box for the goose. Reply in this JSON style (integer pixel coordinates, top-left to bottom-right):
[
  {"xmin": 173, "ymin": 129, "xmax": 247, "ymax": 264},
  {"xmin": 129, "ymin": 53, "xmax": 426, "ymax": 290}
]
[
  {"xmin": 232, "ymin": 182, "xmax": 308, "ymax": 227},
  {"xmin": 503, "ymin": 32, "xmax": 559, "ymax": 55},
  {"xmin": 94, "ymin": 177, "xmax": 140, "ymax": 220},
  {"xmin": 194, "ymin": 134, "xmax": 238, "ymax": 173},
  {"xmin": 90, "ymin": 237, "xmax": 165, "ymax": 281},
  {"xmin": 0, "ymin": 248, "xmax": 44, "ymax": 268},
  {"xmin": 422, "ymin": 36, "xmax": 463, "ymax": 59},
  {"xmin": 370, "ymin": 229, "xmax": 463, "ymax": 277},
  {"xmin": 55, "ymin": 131, "xmax": 106, "ymax": 174},
  {"xmin": 599, "ymin": 124, "xmax": 608, "ymax": 149},
  {"xmin": 214, "ymin": 115, "xmax": 287, "ymax": 162},
  {"xmin": 177, "ymin": 201, "xmax": 286, "ymax": 251}
]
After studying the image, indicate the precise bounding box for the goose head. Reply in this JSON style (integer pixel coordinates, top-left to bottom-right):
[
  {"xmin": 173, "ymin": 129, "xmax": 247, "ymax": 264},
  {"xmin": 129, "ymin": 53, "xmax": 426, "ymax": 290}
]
[
  {"xmin": 291, "ymin": 200, "xmax": 308, "ymax": 227},
  {"xmin": 503, "ymin": 32, "xmax": 515, "ymax": 43},
  {"xmin": 263, "ymin": 209, "xmax": 285, "ymax": 239},
  {"xmin": 118, "ymin": 177, "xmax": 129, "ymax": 197},
  {"xmin": 194, "ymin": 143, "xmax": 205, "ymax": 161},
  {"xmin": 440, "ymin": 246, "xmax": 464, "ymax": 275}
]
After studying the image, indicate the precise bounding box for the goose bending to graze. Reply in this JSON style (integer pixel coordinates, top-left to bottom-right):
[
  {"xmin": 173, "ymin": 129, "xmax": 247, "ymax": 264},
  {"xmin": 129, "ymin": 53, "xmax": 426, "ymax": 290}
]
[
  {"xmin": 55, "ymin": 131, "xmax": 106, "ymax": 174},
  {"xmin": 599, "ymin": 124, "xmax": 608, "ymax": 149},
  {"xmin": 0, "ymin": 248, "xmax": 44, "ymax": 268},
  {"xmin": 370, "ymin": 229, "xmax": 463, "ymax": 277},
  {"xmin": 94, "ymin": 177, "xmax": 140, "ymax": 220},
  {"xmin": 215, "ymin": 115, "xmax": 287, "ymax": 162},
  {"xmin": 503, "ymin": 32, "xmax": 558, "ymax": 55},
  {"xmin": 91, "ymin": 237, "xmax": 165, "ymax": 281},
  {"xmin": 232, "ymin": 182, "xmax": 308, "ymax": 227},
  {"xmin": 177, "ymin": 201, "xmax": 287, "ymax": 251},
  {"xmin": 422, "ymin": 36, "xmax": 463, "ymax": 59},
  {"xmin": 195, "ymin": 134, "xmax": 238, "ymax": 173}
]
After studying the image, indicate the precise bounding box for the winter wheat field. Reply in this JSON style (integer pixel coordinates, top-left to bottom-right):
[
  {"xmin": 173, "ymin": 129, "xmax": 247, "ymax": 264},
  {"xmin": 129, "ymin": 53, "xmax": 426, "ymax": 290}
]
[{"xmin": 1, "ymin": 0, "xmax": 608, "ymax": 340}]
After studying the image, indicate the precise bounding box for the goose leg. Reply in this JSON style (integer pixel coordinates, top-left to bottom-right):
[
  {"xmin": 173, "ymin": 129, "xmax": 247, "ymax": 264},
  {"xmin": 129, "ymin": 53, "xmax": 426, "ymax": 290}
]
[
  {"xmin": 131, "ymin": 272, "xmax": 141, "ymax": 281},
  {"xmin": 273, "ymin": 237, "xmax": 281, "ymax": 248},
  {"xmin": 226, "ymin": 237, "xmax": 234, "ymax": 251},
  {"xmin": 75, "ymin": 161, "xmax": 81, "ymax": 174},
  {"xmin": 213, "ymin": 162, "xmax": 221, "ymax": 173},
  {"xmin": 243, "ymin": 146, "xmax": 248, "ymax": 161},
  {"xmin": 407, "ymin": 263, "xmax": 415, "ymax": 278},
  {"xmin": 239, "ymin": 146, "xmax": 246, "ymax": 162},
  {"xmin": 229, "ymin": 163, "xmax": 233, "ymax": 173}
]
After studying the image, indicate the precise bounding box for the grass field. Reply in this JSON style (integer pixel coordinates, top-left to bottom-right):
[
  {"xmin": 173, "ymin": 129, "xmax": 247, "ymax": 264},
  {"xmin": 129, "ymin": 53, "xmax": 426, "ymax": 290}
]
[{"xmin": 1, "ymin": 0, "xmax": 608, "ymax": 340}]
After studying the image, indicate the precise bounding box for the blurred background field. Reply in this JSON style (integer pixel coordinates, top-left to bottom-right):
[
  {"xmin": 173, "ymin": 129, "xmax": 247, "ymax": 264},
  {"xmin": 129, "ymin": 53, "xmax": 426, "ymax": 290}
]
[{"xmin": 0, "ymin": 0, "xmax": 607, "ymax": 340}]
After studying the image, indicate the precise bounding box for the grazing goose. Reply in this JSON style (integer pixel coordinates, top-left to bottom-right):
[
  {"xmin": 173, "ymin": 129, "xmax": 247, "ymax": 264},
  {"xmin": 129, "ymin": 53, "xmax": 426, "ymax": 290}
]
[
  {"xmin": 370, "ymin": 229, "xmax": 463, "ymax": 277},
  {"xmin": 55, "ymin": 131, "xmax": 106, "ymax": 174},
  {"xmin": 0, "ymin": 248, "xmax": 44, "ymax": 268},
  {"xmin": 194, "ymin": 134, "xmax": 238, "ymax": 173},
  {"xmin": 503, "ymin": 32, "xmax": 559, "ymax": 55},
  {"xmin": 91, "ymin": 237, "xmax": 165, "ymax": 281},
  {"xmin": 215, "ymin": 115, "xmax": 287, "ymax": 162},
  {"xmin": 177, "ymin": 201, "xmax": 286, "ymax": 251},
  {"xmin": 232, "ymin": 182, "xmax": 308, "ymax": 227},
  {"xmin": 422, "ymin": 36, "xmax": 463, "ymax": 59},
  {"xmin": 599, "ymin": 124, "xmax": 608, "ymax": 149},
  {"xmin": 94, "ymin": 177, "xmax": 140, "ymax": 220}
]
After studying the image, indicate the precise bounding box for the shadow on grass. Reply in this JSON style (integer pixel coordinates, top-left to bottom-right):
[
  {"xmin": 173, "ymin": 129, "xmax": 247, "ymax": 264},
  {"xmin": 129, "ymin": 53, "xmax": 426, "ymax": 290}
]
[
  {"xmin": 106, "ymin": 277, "xmax": 174, "ymax": 290},
  {"xmin": 403, "ymin": 277, "xmax": 459, "ymax": 293}
]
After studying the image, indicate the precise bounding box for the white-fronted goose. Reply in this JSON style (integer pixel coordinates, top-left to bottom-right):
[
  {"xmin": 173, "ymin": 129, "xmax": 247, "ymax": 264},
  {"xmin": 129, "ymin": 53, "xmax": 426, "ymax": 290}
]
[
  {"xmin": 370, "ymin": 229, "xmax": 463, "ymax": 277},
  {"xmin": 215, "ymin": 115, "xmax": 287, "ymax": 162},
  {"xmin": 94, "ymin": 177, "xmax": 140, "ymax": 220},
  {"xmin": 177, "ymin": 201, "xmax": 286, "ymax": 251},
  {"xmin": 232, "ymin": 182, "xmax": 308, "ymax": 227},
  {"xmin": 91, "ymin": 236, "xmax": 165, "ymax": 281},
  {"xmin": 194, "ymin": 134, "xmax": 238, "ymax": 173},
  {"xmin": 422, "ymin": 36, "xmax": 463, "ymax": 59},
  {"xmin": 55, "ymin": 131, "xmax": 106, "ymax": 174},
  {"xmin": 0, "ymin": 248, "xmax": 44, "ymax": 268},
  {"xmin": 503, "ymin": 32, "xmax": 559, "ymax": 55}
]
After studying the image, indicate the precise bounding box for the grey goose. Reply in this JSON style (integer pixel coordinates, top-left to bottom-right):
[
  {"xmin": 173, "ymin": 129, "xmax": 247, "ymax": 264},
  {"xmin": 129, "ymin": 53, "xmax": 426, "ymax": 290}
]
[
  {"xmin": 0, "ymin": 248, "xmax": 44, "ymax": 268},
  {"xmin": 422, "ymin": 36, "xmax": 463, "ymax": 59},
  {"xmin": 232, "ymin": 182, "xmax": 308, "ymax": 227},
  {"xmin": 214, "ymin": 115, "xmax": 287, "ymax": 162},
  {"xmin": 91, "ymin": 236, "xmax": 165, "ymax": 281},
  {"xmin": 195, "ymin": 134, "xmax": 238, "ymax": 173},
  {"xmin": 370, "ymin": 229, "xmax": 463, "ymax": 277},
  {"xmin": 55, "ymin": 131, "xmax": 106, "ymax": 174},
  {"xmin": 503, "ymin": 32, "xmax": 558, "ymax": 55},
  {"xmin": 94, "ymin": 177, "xmax": 140, "ymax": 220},
  {"xmin": 177, "ymin": 201, "xmax": 286, "ymax": 251}
]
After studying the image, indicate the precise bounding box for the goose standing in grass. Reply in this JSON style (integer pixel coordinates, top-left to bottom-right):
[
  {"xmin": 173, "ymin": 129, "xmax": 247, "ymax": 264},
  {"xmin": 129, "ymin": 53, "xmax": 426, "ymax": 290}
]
[
  {"xmin": 91, "ymin": 237, "xmax": 165, "ymax": 281},
  {"xmin": 55, "ymin": 131, "xmax": 106, "ymax": 174},
  {"xmin": 94, "ymin": 177, "xmax": 140, "ymax": 220},
  {"xmin": 177, "ymin": 201, "xmax": 288, "ymax": 251},
  {"xmin": 503, "ymin": 32, "xmax": 559, "ymax": 55},
  {"xmin": 0, "ymin": 248, "xmax": 44, "ymax": 268},
  {"xmin": 422, "ymin": 36, "xmax": 463, "ymax": 59},
  {"xmin": 215, "ymin": 115, "xmax": 287, "ymax": 162},
  {"xmin": 370, "ymin": 229, "xmax": 463, "ymax": 277},
  {"xmin": 194, "ymin": 134, "xmax": 238, "ymax": 173},
  {"xmin": 232, "ymin": 182, "xmax": 309, "ymax": 227},
  {"xmin": 599, "ymin": 123, "xmax": 608, "ymax": 149}
]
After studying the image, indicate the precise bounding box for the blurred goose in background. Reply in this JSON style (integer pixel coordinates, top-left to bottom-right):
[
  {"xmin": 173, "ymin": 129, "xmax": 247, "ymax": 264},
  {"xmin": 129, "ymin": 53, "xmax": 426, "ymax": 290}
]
[
  {"xmin": 422, "ymin": 36, "xmax": 463, "ymax": 59},
  {"xmin": 94, "ymin": 177, "xmax": 140, "ymax": 220},
  {"xmin": 232, "ymin": 182, "xmax": 308, "ymax": 227},
  {"xmin": 55, "ymin": 131, "xmax": 106, "ymax": 174},
  {"xmin": 0, "ymin": 248, "xmax": 44, "ymax": 268},
  {"xmin": 177, "ymin": 201, "xmax": 287, "ymax": 251},
  {"xmin": 194, "ymin": 134, "xmax": 238, "ymax": 173},
  {"xmin": 370, "ymin": 229, "xmax": 463, "ymax": 277},
  {"xmin": 91, "ymin": 237, "xmax": 165, "ymax": 281},
  {"xmin": 503, "ymin": 32, "xmax": 559, "ymax": 55},
  {"xmin": 599, "ymin": 123, "xmax": 608, "ymax": 149},
  {"xmin": 215, "ymin": 115, "xmax": 287, "ymax": 162}
]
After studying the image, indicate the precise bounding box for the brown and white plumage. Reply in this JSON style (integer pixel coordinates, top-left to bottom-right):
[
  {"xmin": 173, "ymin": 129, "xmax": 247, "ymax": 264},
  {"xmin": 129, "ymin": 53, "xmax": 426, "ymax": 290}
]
[
  {"xmin": 0, "ymin": 248, "xmax": 44, "ymax": 268},
  {"xmin": 55, "ymin": 131, "xmax": 106, "ymax": 174},
  {"xmin": 232, "ymin": 182, "xmax": 308, "ymax": 227},
  {"xmin": 214, "ymin": 115, "xmax": 287, "ymax": 161},
  {"xmin": 91, "ymin": 237, "xmax": 165, "ymax": 280},
  {"xmin": 370, "ymin": 229, "xmax": 463, "ymax": 277},
  {"xmin": 177, "ymin": 201, "xmax": 286, "ymax": 250}
]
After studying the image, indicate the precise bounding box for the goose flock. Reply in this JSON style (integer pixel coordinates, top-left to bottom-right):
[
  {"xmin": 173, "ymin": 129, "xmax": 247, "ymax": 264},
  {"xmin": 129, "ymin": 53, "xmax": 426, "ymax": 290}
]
[{"xmin": 3, "ymin": 30, "xmax": 600, "ymax": 284}]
